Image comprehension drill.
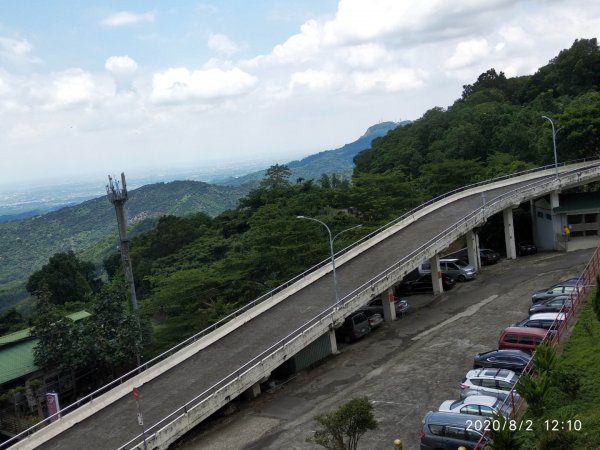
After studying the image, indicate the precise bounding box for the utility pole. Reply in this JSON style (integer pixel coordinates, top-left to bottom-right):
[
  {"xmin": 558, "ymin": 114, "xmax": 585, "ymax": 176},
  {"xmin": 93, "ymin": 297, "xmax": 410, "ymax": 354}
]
[{"xmin": 106, "ymin": 173, "xmax": 138, "ymax": 310}]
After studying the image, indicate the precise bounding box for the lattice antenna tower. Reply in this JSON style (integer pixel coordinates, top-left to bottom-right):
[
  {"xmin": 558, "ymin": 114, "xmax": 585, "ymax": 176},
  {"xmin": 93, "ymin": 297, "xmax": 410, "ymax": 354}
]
[{"xmin": 106, "ymin": 173, "xmax": 138, "ymax": 310}]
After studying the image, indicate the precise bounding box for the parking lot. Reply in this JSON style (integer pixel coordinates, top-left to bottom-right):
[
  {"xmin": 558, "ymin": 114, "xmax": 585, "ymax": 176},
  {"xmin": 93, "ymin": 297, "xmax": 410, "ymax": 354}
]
[{"xmin": 174, "ymin": 248, "xmax": 595, "ymax": 450}]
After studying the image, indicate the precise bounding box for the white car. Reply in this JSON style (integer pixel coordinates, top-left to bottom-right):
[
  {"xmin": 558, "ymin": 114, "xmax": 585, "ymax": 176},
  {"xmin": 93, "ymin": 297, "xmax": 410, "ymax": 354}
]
[
  {"xmin": 439, "ymin": 395, "xmax": 512, "ymax": 418},
  {"xmin": 460, "ymin": 368, "xmax": 520, "ymax": 400}
]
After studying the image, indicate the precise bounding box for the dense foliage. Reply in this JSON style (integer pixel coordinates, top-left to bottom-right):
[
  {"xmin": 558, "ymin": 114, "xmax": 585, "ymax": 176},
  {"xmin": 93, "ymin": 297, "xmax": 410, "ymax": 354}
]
[
  {"xmin": 31, "ymin": 285, "xmax": 147, "ymax": 380},
  {"xmin": 93, "ymin": 38, "xmax": 600, "ymax": 355},
  {"xmin": 20, "ymin": 39, "xmax": 600, "ymax": 361}
]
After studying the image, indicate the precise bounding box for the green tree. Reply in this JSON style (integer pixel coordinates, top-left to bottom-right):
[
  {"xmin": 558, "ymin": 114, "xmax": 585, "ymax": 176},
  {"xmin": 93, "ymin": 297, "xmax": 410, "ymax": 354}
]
[
  {"xmin": 516, "ymin": 372, "xmax": 551, "ymax": 417},
  {"xmin": 26, "ymin": 251, "xmax": 101, "ymax": 305},
  {"xmin": 312, "ymin": 397, "xmax": 377, "ymax": 450},
  {"xmin": 260, "ymin": 164, "xmax": 292, "ymax": 190},
  {"xmin": 31, "ymin": 285, "xmax": 146, "ymax": 378},
  {"xmin": 486, "ymin": 414, "xmax": 526, "ymax": 450}
]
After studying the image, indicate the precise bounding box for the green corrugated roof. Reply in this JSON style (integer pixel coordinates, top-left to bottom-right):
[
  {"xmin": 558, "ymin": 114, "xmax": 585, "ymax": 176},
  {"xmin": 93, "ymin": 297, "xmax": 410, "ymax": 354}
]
[
  {"xmin": 0, "ymin": 328, "xmax": 32, "ymax": 346},
  {"xmin": 66, "ymin": 310, "xmax": 91, "ymax": 321},
  {"xmin": 0, "ymin": 310, "xmax": 91, "ymax": 385},
  {"xmin": 554, "ymin": 192, "xmax": 600, "ymax": 213},
  {"xmin": 0, "ymin": 339, "xmax": 39, "ymax": 385}
]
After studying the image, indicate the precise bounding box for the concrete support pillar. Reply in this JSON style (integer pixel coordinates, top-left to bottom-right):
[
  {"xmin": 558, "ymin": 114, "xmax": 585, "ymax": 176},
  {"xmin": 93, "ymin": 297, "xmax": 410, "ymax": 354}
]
[
  {"xmin": 503, "ymin": 208, "xmax": 517, "ymax": 260},
  {"xmin": 550, "ymin": 191, "xmax": 560, "ymax": 250},
  {"xmin": 428, "ymin": 254, "xmax": 443, "ymax": 295},
  {"xmin": 328, "ymin": 328, "xmax": 339, "ymax": 355},
  {"xmin": 466, "ymin": 229, "xmax": 480, "ymax": 270},
  {"xmin": 530, "ymin": 199, "xmax": 538, "ymax": 244},
  {"xmin": 245, "ymin": 382, "xmax": 261, "ymax": 400},
  {"xmin": 382, "ymin": 286, "xmax": 397, "ymax": 322}
]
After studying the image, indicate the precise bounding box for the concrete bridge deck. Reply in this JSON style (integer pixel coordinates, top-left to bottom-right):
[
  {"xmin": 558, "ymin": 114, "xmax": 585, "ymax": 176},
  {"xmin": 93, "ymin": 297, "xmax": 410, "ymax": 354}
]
[{"xmin": 9, "ymin": 161, "xmax": 600, "ymax": 450}]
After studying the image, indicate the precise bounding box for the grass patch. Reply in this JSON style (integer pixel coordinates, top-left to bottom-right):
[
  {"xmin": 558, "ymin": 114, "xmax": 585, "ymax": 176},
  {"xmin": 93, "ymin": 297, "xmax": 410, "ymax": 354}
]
[{"xmin": 534, "ymin": 294, "xmax": 600, "ymax": 449}]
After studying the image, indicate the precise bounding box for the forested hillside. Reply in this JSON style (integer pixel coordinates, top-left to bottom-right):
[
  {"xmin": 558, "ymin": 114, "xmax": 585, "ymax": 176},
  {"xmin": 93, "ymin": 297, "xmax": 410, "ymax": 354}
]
[
  {"xmin": 0, "ymin": 180, "xmax": 250, "ymax": 311},
  {"xmin": 5, "ymin": 39, "xmax": 599, "ymax": 357},
  {"xmin": 95, "ymin": 39, "xmax": 598, "ymax": 354}
]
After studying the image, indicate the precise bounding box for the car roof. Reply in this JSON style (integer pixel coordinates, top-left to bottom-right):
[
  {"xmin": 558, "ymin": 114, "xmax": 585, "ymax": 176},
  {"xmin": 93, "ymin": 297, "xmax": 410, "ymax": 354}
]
[
  {"xmin": 478, "ymin": 349, "xmax": 531, "ymax": 357},
  {"xmin": 502, "ymin": 326, "xmax": 549, "ymax": 337},
  {"xmin": 466, "ymin": 368, "xmax": 516, "ymax": 380},
  {"xmin": 423, "ymin": 411, "xmax": 489, "ymax": 426},
  {"xmin": 462, "ymin": 395, "xmax": 499, "ymax": 406},
  {"xmin": 529, "ymin": 312, "xmax": 566, "ymax": 320}
]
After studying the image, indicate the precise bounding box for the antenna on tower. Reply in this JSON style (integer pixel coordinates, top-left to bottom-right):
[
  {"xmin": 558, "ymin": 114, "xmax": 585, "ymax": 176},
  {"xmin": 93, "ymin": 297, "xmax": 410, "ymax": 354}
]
[{"xmin": 107, "ymin": 172, "xmax": 138, "ymax": 311}]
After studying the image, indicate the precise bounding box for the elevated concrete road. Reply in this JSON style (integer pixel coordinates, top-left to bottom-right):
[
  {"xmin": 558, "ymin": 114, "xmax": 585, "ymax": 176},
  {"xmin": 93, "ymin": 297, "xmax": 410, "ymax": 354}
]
[{"xmin": 27, "ymin": 162, "xmax": 600, "ymax": 449}]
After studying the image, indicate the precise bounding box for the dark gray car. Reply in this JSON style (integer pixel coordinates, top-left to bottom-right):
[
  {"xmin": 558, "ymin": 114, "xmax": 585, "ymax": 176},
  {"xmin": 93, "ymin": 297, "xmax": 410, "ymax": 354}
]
[{"xmin": 420, "ymin": 411, "xmax": 488, "ymax": 450}]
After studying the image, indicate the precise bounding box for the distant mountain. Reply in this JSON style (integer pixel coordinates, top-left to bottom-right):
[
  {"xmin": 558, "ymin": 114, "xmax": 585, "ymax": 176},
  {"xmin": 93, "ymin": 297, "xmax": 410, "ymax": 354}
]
[
  {"xmin": 0, "ymin": 180, "xmax": 250, "ymax": 311},
  {"xmin": 217, "ymin": 121, "xmax": 407, "ymax": 187},
  {"xmin": 0, "ymin": 121, "xmax": 406, "ymax": 313}
]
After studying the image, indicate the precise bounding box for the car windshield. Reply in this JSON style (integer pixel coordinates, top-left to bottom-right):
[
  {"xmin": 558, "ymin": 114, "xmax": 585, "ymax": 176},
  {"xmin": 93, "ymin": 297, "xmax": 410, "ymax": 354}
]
[{"xmin": 454, "ymin": 259, "xmax": 469, "ymax": 267}]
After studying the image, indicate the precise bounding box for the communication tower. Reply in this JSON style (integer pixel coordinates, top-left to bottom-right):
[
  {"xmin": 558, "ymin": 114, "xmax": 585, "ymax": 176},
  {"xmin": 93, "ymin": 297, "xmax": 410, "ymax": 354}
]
[{"xmin": 106, "ymin": 173, "xmax": 138, "ymax": 310}]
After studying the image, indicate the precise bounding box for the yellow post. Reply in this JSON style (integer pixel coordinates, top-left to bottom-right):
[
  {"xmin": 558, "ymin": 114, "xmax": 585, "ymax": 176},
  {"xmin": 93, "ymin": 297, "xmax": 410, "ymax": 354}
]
[{"xmin": 393, "ymin": 438, "xmax": 402, "ymax": 450}]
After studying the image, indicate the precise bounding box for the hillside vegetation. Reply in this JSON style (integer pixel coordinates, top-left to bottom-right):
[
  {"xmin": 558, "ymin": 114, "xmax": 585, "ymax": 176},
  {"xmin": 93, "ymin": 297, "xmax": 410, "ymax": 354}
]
[
  {"xmin": 0, "ymin": 181, "xmax": 250, "ymax": 311},
  {"xmin": 98, "ymin": 38, "xmax": 598, "ymax": 354},
  {"xmin": 4, "ymin": 39, "xmax": 599, "ymax": 357}
]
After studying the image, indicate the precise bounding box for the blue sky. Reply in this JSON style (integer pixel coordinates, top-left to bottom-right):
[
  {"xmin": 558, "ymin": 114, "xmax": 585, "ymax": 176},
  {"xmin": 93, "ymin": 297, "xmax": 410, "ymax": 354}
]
[{"xmin": 0, "ymin": 0, "xmax": 598, "ymax": 188}]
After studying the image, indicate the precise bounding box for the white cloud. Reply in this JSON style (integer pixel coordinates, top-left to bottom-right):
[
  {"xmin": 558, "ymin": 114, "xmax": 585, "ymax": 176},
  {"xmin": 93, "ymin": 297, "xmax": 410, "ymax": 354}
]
[
  {"xmin": 290, "ymin": 69, "xmax": 337, "ymax": 91},
  {"xmin": 445, "ymin": 39, "xmax": 490, "ymax": 70},
  {"xmin": 150, "ymin": 67, "xmax": 257, "ymax": 104},
  {"xmin": 207, "ymin": 33, "xmax": 239, "ymax": 56},
  {"xmin": 338, "ymin": 43, "xmax": 392, "ymax": 69},
  {"xmin": 101, "ymin": 11, "xmax": 155, "ymax": 28},
  {"xmin": 0, "ymin": 36, "xmax": 33, "ymax": 57},
  {"xmin": 352, "ymin": 68, "xmax": 425, "ymax": 93},
  {"xmin": 105, "ymin": 56, "xmax": 138, "ymax": 76}
]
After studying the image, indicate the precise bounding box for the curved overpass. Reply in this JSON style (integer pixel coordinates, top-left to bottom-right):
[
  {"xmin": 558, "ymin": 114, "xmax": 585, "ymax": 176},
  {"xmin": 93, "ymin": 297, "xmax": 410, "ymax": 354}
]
[{"xmin": 7, "ymin": 160, "xmax": 600, "ymax": 450}]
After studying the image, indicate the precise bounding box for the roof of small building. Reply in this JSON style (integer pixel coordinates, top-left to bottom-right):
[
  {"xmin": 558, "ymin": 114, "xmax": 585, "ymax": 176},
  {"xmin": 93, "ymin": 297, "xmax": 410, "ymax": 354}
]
[
  {"xmin": 554, "ymin": 192, "xmax": 600, "ymax": 213},
  {"xmin": 0, "ymin": 310, "xmax": 91, "ymax": 386}
]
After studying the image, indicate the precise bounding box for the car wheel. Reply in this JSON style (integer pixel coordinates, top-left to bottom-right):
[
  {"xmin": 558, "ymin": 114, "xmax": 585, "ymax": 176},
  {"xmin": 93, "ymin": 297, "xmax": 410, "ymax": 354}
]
[{"xmin": 457, "ymin": 275, "xmax": 466, "ymax": 282}]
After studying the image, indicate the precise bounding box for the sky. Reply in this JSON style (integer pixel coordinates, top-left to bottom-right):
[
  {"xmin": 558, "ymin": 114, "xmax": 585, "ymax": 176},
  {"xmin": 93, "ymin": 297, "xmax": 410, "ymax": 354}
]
[{"xmin": 0, "ymin": 0, "xmax": 598, "ymax": 189}]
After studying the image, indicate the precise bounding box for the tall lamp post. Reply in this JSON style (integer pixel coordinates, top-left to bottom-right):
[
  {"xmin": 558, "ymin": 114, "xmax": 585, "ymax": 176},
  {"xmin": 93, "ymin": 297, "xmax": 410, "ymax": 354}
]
[
  {"xmin": 542, "ymin": 115, "xmax": 559, "ymax": 178},
  {"xmin": 297, "ymin": 216, "xmax": 361, "ymax": 306}
]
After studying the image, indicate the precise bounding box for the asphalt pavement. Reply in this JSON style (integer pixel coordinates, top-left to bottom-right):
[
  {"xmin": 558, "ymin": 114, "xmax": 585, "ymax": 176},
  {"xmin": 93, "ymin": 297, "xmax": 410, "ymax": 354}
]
[{"xmin": 173, "ymin": 248, "xmax": 596, "ymax": 450}]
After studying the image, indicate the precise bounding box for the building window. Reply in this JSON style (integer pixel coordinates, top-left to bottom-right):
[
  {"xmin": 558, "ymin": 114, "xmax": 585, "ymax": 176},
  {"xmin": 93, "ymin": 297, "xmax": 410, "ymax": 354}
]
[
  {"xmin": 584, "ymin": 213, "xmax": 598, "ymax": 223},
  {"xmin": 546, "ymin": 214, "xmax": 552, "ymax": 220},
  {"xmin": 537, "ymin": 211, "xmax": 544, "ymax": 218}
]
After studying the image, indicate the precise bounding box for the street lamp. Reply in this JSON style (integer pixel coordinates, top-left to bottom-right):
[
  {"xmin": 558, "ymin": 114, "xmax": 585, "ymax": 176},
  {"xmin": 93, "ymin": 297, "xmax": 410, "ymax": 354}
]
[
  {"xmin": 542, "ymin": 115, "xmax": 559, "ymax": 178},
  {"xmin": 297, "ymin": 216, "xmax": 362, "ymax": 306}
]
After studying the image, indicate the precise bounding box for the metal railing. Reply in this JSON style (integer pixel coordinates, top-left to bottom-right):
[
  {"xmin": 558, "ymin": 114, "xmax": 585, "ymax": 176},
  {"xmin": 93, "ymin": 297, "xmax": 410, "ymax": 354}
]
[
  {"xmin": 3, "ymin": 158, "xmax": 600, "ymax": 449},
  {"xmin": 474, "ymin": 245, "xmax": 600, "ymax": 449},
  {"xmin": 114, "ymin": 161, "xmax": 600, "ymax": 449}
]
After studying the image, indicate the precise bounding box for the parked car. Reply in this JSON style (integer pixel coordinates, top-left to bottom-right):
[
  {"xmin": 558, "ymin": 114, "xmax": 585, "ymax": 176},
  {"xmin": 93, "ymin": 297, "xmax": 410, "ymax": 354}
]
[
  {"xmin": 438, "ymin": 394, "xmax": 512, "ymax": 418},
  {"xmin": 473, "ymin": 349, "xmax": 532, "ymax": 372},
  {"xmin": 562, "ymin": 276, "xmax": 584, "ymax": 285},
  {"xmin": 360, "ymin": 297, "xmax": 410, "ymax": 318},
  {"xmin": 498, "ymin": 326, "xmax": 548, "ymax": 353},
  {"xmin": 460, "ymin": 368, "xmax": 520, "ymax": 400},
  {"xmin": 334, "ymin": 312, "xmax": 371, "ymax": 343},
  {"xmin": 528, "ymin": 295, "xmax": 574, "ymax": 315},
  {"xmin": 531, "ymin": 284, "xmax": 580, "ymax": 303},
  {"xmin": 419, "ymin": 258, "xmax": 477, "ymax": 282},
  {"xmin": 419, "ymin": 411, "xmax": 489, "ymax": 450},
  {"xmin": 396, "ymin": 274, "xmax": 455, "ymax": 294},
  {"xmin": 516, "ymin": 241, "xmax": 537, "ymax": 256},
  {"xmin": 514, "ymin": 312, "xmax": 566, "ymax": 330},
  {"xmin": 363, "ymin": 312, "xmax": 383, "ymax": 329},
  {"xmin": 479, "ymin": 249, "xmax": 501, "ymax": 265},
  {"xmin": 448, "ymin": 248, "xmax": 500, "ymax": 266}
]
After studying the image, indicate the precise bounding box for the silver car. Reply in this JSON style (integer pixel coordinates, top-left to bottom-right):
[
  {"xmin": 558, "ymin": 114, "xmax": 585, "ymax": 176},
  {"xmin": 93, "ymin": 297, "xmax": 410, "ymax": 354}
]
[{"xmin": 460, "ymin": 368, "xmax": 519, "ymax": 400}]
